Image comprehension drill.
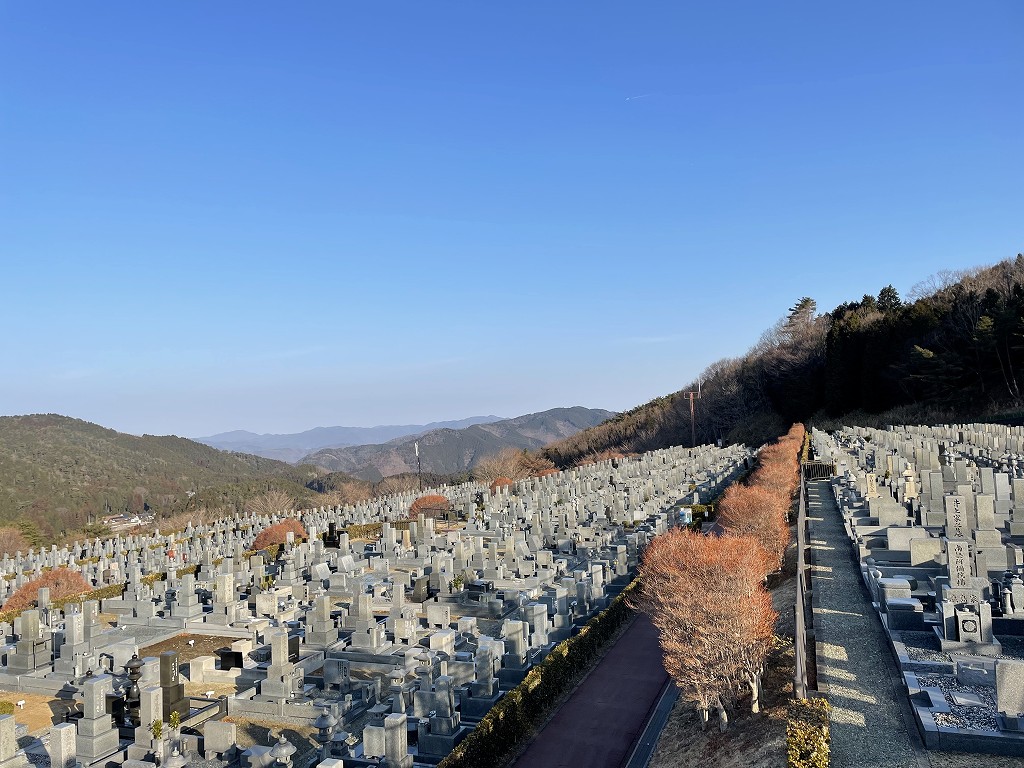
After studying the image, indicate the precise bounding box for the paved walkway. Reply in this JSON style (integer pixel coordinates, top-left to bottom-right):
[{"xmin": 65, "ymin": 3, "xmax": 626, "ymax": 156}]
[
  {"xmin": 807, "ymin": 478, "xmax": 926, "ymax": 768},
  {"xmin": 510, "ymin": 614, "xmax": 668, "ymax": 768}
]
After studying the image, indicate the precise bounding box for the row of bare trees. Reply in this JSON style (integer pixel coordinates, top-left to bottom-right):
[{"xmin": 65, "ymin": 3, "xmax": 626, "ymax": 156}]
[
  {"xmin": 471, "ymin": 448, "xmax": 556, "ymax": 484},
  {"xmin": 631, "ymin": 424, "xmax": 804, "ymax": 731}
]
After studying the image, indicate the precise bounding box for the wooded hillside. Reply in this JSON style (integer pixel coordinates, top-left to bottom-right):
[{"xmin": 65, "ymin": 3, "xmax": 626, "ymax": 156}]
[
  {"xmin": 0, "ymin": 415, "xmax": 318, "ymax": 541},
  {"xmin": 545, "ymin": 255, "xmax": 1024, "ymax": 466}
]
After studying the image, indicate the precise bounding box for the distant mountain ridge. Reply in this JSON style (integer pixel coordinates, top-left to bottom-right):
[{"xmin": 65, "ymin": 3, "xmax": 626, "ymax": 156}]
[
  {"xmin": 301, "ymin": 407, "xmax": 615, "ymax": 480},
  {"xmin": 195, "ymin": 416, "xmax": 504, "ymax": 463}
]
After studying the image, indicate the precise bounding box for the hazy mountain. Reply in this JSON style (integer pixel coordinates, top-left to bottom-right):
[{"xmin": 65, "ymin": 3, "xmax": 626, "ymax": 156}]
[
  {"xmin": 195, "ymin": 416, "xmax": 504, "ymax": 463},
  {"xmin": 300, "ymin": 407, "xmax": 616, "ymax": 480}
]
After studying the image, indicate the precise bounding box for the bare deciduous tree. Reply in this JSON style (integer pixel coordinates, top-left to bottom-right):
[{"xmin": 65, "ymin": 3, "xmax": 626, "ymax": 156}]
[
  {"xmin": 243, "ymin": 489, "xmax": 295, "ymax": 517},
  {"xmin": 0, "ymin": 528, "xmax": 30, "ymax": 558}
]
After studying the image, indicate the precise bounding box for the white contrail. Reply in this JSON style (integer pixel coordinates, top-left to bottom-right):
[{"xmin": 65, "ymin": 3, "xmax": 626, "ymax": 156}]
[{"xmin": 625, "ymin": 93, "xmax": 654, "ymax": 101}]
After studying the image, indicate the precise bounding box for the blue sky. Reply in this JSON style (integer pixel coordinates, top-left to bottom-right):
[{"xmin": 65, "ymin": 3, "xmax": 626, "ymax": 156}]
[{"xmin": 2, "ymin": 2, "xmax": 1021, "ymax": 436}]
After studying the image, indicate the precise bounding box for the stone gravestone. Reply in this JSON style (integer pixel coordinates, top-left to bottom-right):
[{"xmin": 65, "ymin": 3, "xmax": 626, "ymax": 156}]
[
  {"xmin": 160, "ymin": 651, "xmax": 190, "ymax": 722},
  {"xmin": 945, "ymin": 496, "xmax": 968, "ymax": 541},
  {"xmin": 0, "ymin": 715, "xmax": 27, "ymax": 768},
  {"xmin": 47, "ymin": 722, "xmax": 77, "ymax": 768},
  {"xmin": 997, "ymin": 659, "xmax": 1024, "ymax": 730},
  {"xmin": 76, "ymin": 674, "xmax": 119, "ymax": 762},
  {"xmin": 946, "ymin": 539, "xmax": 972, "ymax": 590}
]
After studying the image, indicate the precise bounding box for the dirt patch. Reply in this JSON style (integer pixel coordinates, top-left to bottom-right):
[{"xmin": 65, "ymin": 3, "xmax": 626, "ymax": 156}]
[
  {"xmin": 140, "ymin": 634, "xmax": 239, "ymax": 663},
  {"xmin": 649, "ymin": 545, "xmax": 797, "ymax": 768},
  {"xmin": 222, "ymin": 717, "xmax": 320, "ymax": 759},
  {"xmin": 183, "ymin": 682, "xmax": 239, "ymax": 698},
  {"xmin": 0, "ymin": 690, "xmax": 75, "ymax": 736}
]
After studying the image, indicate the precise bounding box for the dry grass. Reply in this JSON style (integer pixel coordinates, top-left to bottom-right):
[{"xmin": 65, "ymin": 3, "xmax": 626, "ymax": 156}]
[{"xmin": 0, "ymin": 690, "xmax": 74, "ymax": 735}]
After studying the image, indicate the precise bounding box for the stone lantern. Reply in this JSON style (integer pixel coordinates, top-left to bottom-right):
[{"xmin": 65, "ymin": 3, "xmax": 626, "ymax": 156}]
[
  {"xmin": 269, "ymin": 735, "xmax": 296, "ymax": 768},
  {"xmin": 313, "ymin": 707, "xmax": 338, "ymax": 761}
]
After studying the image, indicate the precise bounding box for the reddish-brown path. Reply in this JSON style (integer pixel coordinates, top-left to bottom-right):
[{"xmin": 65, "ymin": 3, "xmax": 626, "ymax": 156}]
[{"xmin": 510, "ymin": 613, "xmax": 669, "ymax": 768}]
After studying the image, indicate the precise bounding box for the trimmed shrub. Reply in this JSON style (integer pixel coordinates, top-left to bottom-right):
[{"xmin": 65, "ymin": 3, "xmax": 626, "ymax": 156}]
[
  {"xmin": 0, "ymin": 581, "xmax": 126, "ymax": 625},
  {"xmin": 3, "ymin": 568, "xmax": 91, "ymax": 612},
  {"xmin": 787, "ymin": 698, "xmax": 830, "ymax": 768},
  {"xmin": 0, "ymin": 701, "xmax": 13, "ymax": 715},
  {"xmin": 716, "ymin": 484, "xmax": 790, "ymax": 566},
  {"xmin": 344, "ymin": 523, "xmax": 383, "ymax": 541},
  {"xmin": 251, "ymin": 519, "xmax": 307, "ymax": 552},
  {"xmin": 410, "ymin": 495, "xmax": 450, "ymax": 518}
]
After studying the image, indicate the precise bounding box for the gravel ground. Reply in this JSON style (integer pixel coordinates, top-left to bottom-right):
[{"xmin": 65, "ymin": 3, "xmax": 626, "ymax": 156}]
[
  {"xmin": 916, "ymin": 674, "xmax": 999, "ymax": 731},
  {"xmin": 899, "ymin": 631, "xmax": 945, "ymax": 662},
  {"xmin": 899, "ymin": 631, "xmax": 1024, "ymax": 664}
]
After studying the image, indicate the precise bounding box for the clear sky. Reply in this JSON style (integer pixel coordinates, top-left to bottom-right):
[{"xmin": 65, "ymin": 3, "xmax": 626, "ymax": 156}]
[{"xmin": 2, "ymin": 2, "xmax": 1021, "ymax": 437}]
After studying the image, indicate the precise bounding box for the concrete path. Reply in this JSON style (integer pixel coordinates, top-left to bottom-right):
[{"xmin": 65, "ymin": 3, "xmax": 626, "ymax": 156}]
[
  {"xmin": 510, "ymin": 613, "xmax": 668, "ymax": 768},
  {"xmin": 806, "ymin": 478, "xmax": 927, "ymax": 768}
]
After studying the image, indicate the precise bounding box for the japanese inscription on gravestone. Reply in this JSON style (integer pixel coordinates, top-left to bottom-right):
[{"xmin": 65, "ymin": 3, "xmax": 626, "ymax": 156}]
[
  {"xmin": 948, "ymin": 539, "xmax": 971, "ymax": 589},
  {"xmin": 945, "ymin": 496, "xmax": 966, "ymax": 540}
]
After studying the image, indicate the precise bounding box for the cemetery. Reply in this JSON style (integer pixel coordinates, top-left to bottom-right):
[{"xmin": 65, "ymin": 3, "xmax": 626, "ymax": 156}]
[
  {"xmin": 812, "ymin": 423, "xmax": 1024, "ymax": 756},
  {"xmin": 0, "ymin": 443, "xmax": 752, "ymax": 768}
]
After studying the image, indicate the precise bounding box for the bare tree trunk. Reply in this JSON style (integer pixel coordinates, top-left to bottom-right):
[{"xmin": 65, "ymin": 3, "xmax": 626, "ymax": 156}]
[
  {"xmin": 747, "ymin": 670, "xmax": 763, "ymax": 713},
  {"xmin": 716, "ymin": 696, "xmax": 729, "ymax": 732}
]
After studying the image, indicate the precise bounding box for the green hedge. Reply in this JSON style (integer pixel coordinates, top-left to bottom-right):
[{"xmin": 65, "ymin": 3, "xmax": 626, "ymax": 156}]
[
  {"xmin": 786, "ymin": 699, "xmax": 830, "ymax": 768},
  {"xmin": 438, "ymin": 579, "xmax": 639, "ymax": 768},
  {"xmin": 685, "ymin": 504, "xmax": 714, "ymax": 530}
]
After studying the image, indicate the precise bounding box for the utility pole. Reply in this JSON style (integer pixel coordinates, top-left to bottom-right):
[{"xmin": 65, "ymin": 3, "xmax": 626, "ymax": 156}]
[
  {"xmin": 683, "ymin": 379, "xmax": 702, "ymax": 447},
  {"xmin": 415, "ymin": 442, "xmax": 423, "ymax": 492}
]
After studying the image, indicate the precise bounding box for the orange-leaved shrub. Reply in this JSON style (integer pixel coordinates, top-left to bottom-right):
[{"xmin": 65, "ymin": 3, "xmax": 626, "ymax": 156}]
[
  {"xmin": 410, "ymin": 495, "xmax": 450, "ymax": 518},
  {"xmin": 631, "ymin": 528, "xmax": 776, "ymax": 730},
  {"xmin": 489, "ymin": 477, "xmax": 513, "ymax": 494},
  {"xmin": 717, "ymin": 484, "xmax": 791, "ymax": 566},
  {"xmin": 3, "ymin": 568, "xmax": 92, "ymax": 612},
  {"xmin": 251, "ymin": 519, "xmax": 307, "ymax": 551},
  {"xmin": 717, "ymin": 423, "xmax": 803, "ymax": 567}
]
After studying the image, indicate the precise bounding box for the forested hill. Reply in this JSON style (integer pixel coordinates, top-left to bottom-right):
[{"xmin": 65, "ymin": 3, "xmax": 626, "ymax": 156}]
[
  {"xmin": 544, "ymin": 255, "xmax": 1024, "ymax": 467},
  {"xmin": 0, "ymin": 415, "xmax": 318, "ymax": 541}
]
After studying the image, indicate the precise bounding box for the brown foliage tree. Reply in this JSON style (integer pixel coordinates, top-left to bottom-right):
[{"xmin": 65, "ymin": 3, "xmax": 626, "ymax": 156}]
[
  {"xmin": 489, "ymin": 477, "xmax": 514, "ymax": 494},
  {"xmin": 251, "ymin": 519, "xmax": 307, "ymax": 551},
  {"xmin": 410, "ymin": 494, "xmax": 450, "ymax": 518},
  {"xmin": 3, "ymin": 568, "xmax": 92, "ymax": 612},
  {"xmin": 516, "ymin": 452, "xmax": 557, "ymax": 477},
  {"xmin": 0, "ymin": 528, "xmax": 30, "ymax": 558},
  {"xmin": 716, "ymin": 484, "xmax": 790, "ymax": 567},
  {"xmin": 631, "ymin": 529, "xmax": 776, "ymax": 729}
]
